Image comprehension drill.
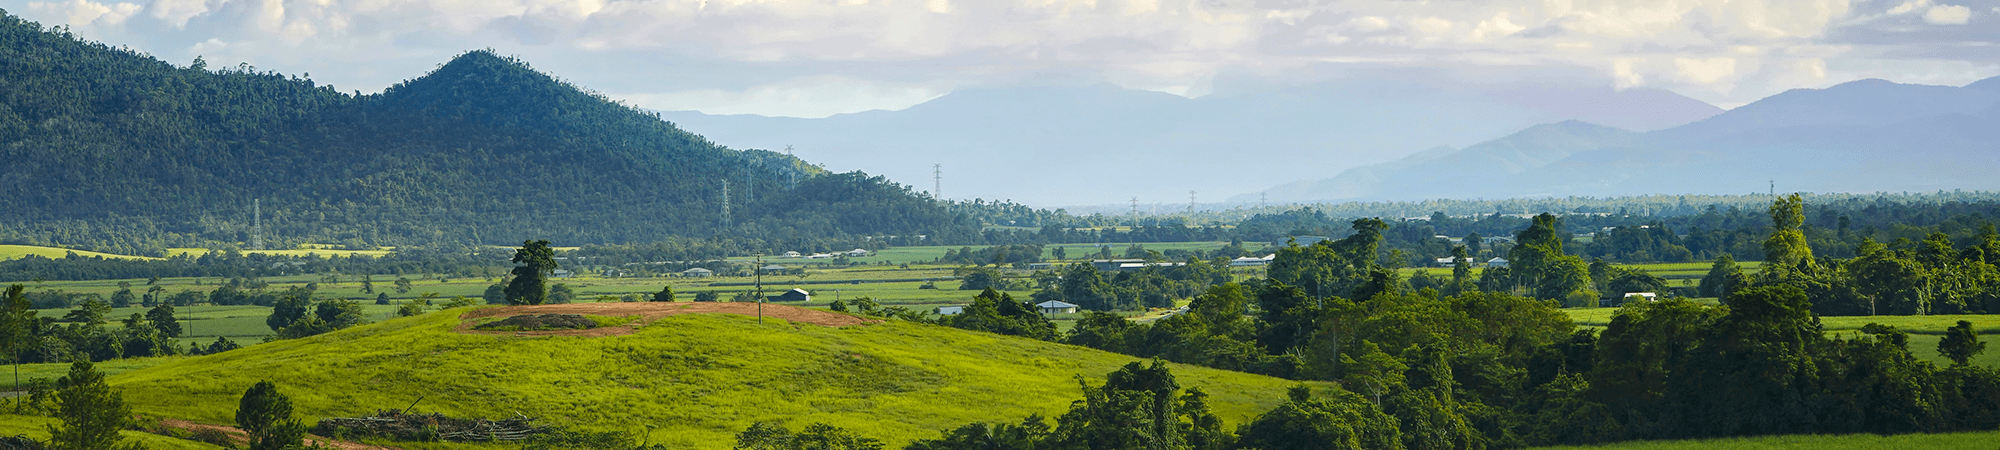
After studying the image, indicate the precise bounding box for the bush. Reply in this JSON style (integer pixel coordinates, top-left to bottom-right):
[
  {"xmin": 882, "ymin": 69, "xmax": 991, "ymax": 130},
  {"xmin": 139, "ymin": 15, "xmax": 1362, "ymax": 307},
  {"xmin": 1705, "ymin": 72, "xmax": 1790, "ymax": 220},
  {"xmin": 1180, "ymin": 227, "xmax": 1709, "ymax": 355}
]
[{"xmin": 474, "ymin": 314, "xmax": 597, "ymax": 332}]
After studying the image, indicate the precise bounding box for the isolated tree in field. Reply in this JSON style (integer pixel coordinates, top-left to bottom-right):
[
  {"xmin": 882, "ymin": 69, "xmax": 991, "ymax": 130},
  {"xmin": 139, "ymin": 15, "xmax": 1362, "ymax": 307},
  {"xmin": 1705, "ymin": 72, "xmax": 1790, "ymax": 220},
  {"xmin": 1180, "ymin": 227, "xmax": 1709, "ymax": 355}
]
[
  {"xmin": 267, "ymin": 293, "xmax": 311, "ymax": 332},
  {"xmin": 548, "ymin": 284, "xmax": 576, "ymax": 304},
  {"xmin": 46, "ymin": 360, "xmax": 132, "ymax": 450},
  {"xmin": 483, "ymin": 284, "xmax": 507, "ymax": 305},
  {"xmin": 237, "ymin": 381, "xmax": 307, "ymax": 450},
  {"xmin": 2, "ymin": 285, "xmax": 33, "ymax": 395},
  {"xmin": 393, "ymin": 277, "xmax": 413, "ymax": 294},
  {"xmin": 506, "ymin": 240, "xmax": 558, "ymax": 305},
  {"xmin": 653, "ymin": 286, "xmax": 675, "ymax": 302},
  {"xmin": 1941, "ymin": 320, "xmax": 1987, "ymax": 366}
]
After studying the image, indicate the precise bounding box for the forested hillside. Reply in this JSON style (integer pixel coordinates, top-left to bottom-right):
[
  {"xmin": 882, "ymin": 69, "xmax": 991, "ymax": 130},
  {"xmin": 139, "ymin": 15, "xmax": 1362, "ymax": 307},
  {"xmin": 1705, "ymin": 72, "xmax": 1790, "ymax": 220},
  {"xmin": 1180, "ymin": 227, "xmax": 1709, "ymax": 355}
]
[{"xmin": 0, "ymin": 10, "xmax": 976, "ymax": 255}]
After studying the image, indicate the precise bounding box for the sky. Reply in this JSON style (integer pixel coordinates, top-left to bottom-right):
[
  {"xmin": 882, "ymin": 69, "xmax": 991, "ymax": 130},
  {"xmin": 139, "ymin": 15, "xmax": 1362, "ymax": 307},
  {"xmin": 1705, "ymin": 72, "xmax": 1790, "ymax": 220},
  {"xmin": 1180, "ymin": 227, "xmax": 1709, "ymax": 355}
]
[{"xmin": 6, "ymin": 0, "xmax": 1999, "ymax": 118}]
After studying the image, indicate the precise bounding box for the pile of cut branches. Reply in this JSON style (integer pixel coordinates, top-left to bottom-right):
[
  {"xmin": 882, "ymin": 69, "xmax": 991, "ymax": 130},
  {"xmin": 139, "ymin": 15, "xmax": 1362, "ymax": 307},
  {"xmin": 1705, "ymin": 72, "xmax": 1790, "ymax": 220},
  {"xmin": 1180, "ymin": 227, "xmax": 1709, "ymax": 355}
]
[
  {"xmin": 474, "ymin": 314, "xmax": 597, "ymax": 331},
  {"xmin": 312, "ymin": 409, "xmax": 546, "ymax": 442},
  {"xmin": 0, "ymin": 435, "xmax": 43, "ymax": 450}
]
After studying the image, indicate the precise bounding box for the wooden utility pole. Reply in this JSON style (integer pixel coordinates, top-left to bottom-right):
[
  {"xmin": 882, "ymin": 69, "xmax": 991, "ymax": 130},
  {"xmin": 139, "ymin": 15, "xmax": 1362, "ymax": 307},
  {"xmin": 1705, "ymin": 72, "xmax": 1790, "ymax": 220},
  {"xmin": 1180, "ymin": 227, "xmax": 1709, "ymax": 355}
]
[{"xmin": 755, "ymin": 253, "xmax": 764, "ymax": 324}]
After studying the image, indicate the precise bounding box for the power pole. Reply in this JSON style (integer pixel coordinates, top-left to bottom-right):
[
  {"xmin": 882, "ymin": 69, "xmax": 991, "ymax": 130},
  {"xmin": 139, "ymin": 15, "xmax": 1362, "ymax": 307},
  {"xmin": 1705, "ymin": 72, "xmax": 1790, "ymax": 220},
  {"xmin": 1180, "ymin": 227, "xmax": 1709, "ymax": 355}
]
[
  {"xmin": 755, "ymin": 253, "xmax": 764, "ymax": 324},
  {"xmin": 1769, "ymin": 180, "xmax": 1775, "ymax": 196},
  {"xmin": 1130, "ymin": 197, "xmax": 1139, "ymax": 217},
  {"xmin": 720, "ymin": 179, "xmax": 731, "ymax": 229},
  {"xmin": 932, "ymin": 164, "xmax": 943, "ymax": 200},
  {"xmin": 1260, "ymin": 192, "xmax": 1267, "ymax": 209},
  {"xmin": 1188, "ymin": 190, "xmax": 1196, "ymax": 214}
]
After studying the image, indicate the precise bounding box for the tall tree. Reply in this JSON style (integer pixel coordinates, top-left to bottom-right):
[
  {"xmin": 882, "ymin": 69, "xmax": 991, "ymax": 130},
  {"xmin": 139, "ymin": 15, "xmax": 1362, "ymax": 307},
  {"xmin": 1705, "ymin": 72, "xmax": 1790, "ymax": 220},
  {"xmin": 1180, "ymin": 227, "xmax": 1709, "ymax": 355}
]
[
  {"xmin": 46, "ymin": 360, "xmax": 132, "ymax": 450},
  {"xmin": 236, "ymin": 381, "xmax": 307, "ymax": 450},
  {"xmin": 653, "ymin": 285, "xmax": 675, "ymax": 302},
  {"xmin": 505, "ymin": 240, "xmax": 558, "ymax": 305},
  {"xmin": 1, "ymin": 285, "xmax": 32, "ymax": 395},
  {"xmin": 1762, "ymin": 194, "xmax": 1815, "ymax": 273},
  {"xmin": 1940, "ymin": 320, "xmax": 1987, "ymax": 366}
]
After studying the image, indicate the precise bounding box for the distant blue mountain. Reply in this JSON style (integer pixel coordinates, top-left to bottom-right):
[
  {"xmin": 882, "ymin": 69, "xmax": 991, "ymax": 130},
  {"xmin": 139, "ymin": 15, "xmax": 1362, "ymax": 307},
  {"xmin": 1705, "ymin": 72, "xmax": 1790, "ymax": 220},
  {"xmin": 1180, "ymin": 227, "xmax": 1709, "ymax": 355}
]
[
  {"xmin": 656, "ymin": 81, "xmax": 1721, "ymax": 206},
  {"xmin": 1243, "ymin": 77, "xmax": 2000, "ymax": 203}
]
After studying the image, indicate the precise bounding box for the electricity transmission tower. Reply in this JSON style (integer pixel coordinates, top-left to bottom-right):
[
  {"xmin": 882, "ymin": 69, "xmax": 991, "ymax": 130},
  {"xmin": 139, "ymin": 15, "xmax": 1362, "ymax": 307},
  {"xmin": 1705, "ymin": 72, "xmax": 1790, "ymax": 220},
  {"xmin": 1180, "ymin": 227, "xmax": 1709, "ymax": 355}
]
[
  {"xmin": 933, "ymin": 164, "xmax": 943, "ymax": 199},
  {"xmin": 720, "ymin": 179, "xmax": 731, "ymax": 229}
]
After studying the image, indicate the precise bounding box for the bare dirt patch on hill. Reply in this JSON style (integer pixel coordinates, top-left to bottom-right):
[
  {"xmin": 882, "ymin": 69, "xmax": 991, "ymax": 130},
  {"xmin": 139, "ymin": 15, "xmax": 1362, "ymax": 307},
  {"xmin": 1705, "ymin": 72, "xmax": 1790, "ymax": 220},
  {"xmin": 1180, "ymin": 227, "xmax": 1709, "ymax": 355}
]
[{"xmin": 454, "ymin": 302, "xmax": 875, "ymax": 336}]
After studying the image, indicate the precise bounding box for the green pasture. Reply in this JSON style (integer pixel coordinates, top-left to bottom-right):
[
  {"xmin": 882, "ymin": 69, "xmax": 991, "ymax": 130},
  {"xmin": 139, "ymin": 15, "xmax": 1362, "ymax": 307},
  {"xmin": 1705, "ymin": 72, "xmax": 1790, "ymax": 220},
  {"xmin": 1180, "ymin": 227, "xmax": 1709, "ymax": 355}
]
[
  {"xmin": 1528, "ymin": 430, "xmax": 2000, "ymax": 450},
  {"xmin": 167, "ymin": 246, "xmax": 392, "ymax": 258},
  {"xmin": 0, "ymin": 244, "xmax": 159, "ymax": 261},
  {"xmin": 0, "ymin": 414, "xmax": 226, "ymax": 450},
  {"xmin": 108, "ymin": 306, "xmax": 1332, "ymax": 450}
]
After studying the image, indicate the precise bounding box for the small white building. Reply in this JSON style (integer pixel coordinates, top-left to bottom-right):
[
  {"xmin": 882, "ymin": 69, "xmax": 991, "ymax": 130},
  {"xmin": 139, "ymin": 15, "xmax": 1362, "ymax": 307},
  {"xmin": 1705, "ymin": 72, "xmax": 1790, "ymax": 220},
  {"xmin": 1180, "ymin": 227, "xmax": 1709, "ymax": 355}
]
[
  {"xmin": 937, "ymin": 305, "xmax": 965, "ymax": 316},
  {"xmin": 1231, "ymin": 256, "xmax": 1270, "ymax": 267},
  {"xmin": 1486, "ymin": 257, "xmax": 1509, "ymax": 269},
  {"xmin": 783, "ymin": 251, "xmax": 802, "ymax": 258},
  {"xmin": 551, "ymin": 269, "xmax": 574, "ymax": 278},
  {"xmin": 1036, "ymin": 300, "xmax": 1080, "ymax": 314},
  {"xmin": 681, "ymin": 268, "xmax": 714, "ymax": 277},
  {"xmin": 845, "ymin": 248, "xmax": 872, "ymax": 257}
]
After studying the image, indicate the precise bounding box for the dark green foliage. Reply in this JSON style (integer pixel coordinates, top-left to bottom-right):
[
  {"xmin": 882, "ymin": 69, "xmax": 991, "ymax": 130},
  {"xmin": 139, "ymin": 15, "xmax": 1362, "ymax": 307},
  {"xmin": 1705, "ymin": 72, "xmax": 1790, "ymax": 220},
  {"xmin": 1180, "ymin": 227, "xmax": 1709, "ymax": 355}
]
[
  {"xmin": 1941, "ymin": 320, "xmax": 1987, "ymax": 366},
  {"xmin": 548, "ymin": 284, "xmax": 576, "ymax": 305},
  {"xmin": 507, "ymin": 240, "xmax": 555, "ymax": 306},
  {"xmin": 1235, "ymin": 387, "xmax": 1403, "ymax": 450},
  {"xmin": 143, "ymin": 303, "xmax": 179, "ymax": 338},
  {"xmin": 734, "ymin": 422, "xmax": 882, "ymax": 450},
  {"xmin": 236, "ymin": 381, "xmax": 306, "ymax": 450},
  {"xmin": 652, "ymin": 286, "xmax": 674, "ymax": 302},
  {"xmin": 902, "ymin": 417, "xmax": 1047, "ymax": 450},
  {"xmin": 45, "ymin": 360, "xmax": 132, "ymax": 450},
  {"xmin": 937, "ymin": 289, "xmax": 1056, "ymax": 341},
  {"xmin": 1697, "ymin": 254, "xmax": 1742, "ymax": 300}
]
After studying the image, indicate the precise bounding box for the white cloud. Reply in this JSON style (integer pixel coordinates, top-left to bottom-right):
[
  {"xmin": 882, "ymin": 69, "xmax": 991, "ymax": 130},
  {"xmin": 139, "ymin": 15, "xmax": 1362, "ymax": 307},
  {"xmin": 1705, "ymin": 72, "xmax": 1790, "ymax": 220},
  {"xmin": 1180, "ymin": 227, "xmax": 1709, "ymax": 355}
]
[
  {"xmin": 620, "ymin": 76, "xmax": 946, "ymax": 118},
  {"xmin": 27, "ymin": 0, "xmax": 141, "ymax": 26},
  {"xmin": 1924, "ymin": 4, "xmax": 1971, "ymax": 24},
  {"xmin": 7, "ymin": 0, "xmax": 1993, "ymax": 116}
]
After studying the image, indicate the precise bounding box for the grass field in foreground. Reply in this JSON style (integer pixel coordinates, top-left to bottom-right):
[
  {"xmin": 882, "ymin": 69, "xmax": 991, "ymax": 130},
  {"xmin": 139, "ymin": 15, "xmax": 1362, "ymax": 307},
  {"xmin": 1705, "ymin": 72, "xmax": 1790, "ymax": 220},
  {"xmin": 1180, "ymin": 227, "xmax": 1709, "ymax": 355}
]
[
  {"xmin": 0, "ymin": 245, "xmax": 160, "ymax": 261},
  {"xmin": 0, "ymin": 414, "xmax": 225, "ymax": 450},
  {"xmin": 1528, "ymin": 430, "xmax": 2000, "ymax": 450},
  {"xmin": 110, "ymin": 306, "xmax": 1329, "ymax": 450}
]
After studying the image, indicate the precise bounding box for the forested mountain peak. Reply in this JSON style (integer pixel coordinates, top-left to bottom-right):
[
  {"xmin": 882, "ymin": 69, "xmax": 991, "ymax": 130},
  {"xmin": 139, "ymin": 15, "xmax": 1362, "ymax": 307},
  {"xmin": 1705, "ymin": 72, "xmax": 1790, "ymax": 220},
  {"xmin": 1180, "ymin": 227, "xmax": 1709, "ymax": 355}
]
[{"xmin": 0, "ymin": 10, "xmax": 973, "ymax": 254}]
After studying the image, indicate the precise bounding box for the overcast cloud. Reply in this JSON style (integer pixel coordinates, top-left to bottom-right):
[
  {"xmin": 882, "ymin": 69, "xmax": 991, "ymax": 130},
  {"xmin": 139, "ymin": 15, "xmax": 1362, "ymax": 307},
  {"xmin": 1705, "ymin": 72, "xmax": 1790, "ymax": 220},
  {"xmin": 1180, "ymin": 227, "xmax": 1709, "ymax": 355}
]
[{"xmin": 6, "ymin": 0, "xmax": 1998, "ymax": 117}]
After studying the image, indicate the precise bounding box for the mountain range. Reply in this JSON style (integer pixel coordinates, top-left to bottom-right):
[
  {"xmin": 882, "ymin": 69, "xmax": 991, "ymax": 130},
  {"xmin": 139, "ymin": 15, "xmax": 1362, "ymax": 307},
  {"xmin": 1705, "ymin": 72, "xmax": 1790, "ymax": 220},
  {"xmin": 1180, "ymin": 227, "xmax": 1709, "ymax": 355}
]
[
  {"xmin": 1243, "ymin": 76, "xmax": 2000, "ymax": 203},
  {"xmin": 0, "ymin": 10, "xmax": 974, "ymax": 252},
  {"xmin": 656, "ymin": 80, "xmax": 1724, "ymax": 207}
]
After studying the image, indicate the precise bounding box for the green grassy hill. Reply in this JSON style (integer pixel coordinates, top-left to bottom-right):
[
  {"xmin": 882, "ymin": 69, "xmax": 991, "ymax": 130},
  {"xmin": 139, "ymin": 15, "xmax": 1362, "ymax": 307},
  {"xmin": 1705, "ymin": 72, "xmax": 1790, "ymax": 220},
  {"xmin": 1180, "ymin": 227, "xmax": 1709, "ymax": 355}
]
[{"xmin": 108, "ymin": 305, "xmax": 1321, "ymax": 449}]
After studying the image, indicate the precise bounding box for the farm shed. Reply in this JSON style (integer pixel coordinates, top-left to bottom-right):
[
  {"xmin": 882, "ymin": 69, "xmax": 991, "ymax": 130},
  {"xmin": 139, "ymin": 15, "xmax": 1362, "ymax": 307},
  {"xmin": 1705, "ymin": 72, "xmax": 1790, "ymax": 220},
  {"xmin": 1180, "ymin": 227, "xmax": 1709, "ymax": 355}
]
[
  {"xmin": 937, "ymin": 305, "xmax": 965, "ymax": 316},
  {"xmin": 1486, "ymin": 257, "xmax": 1509, "ymax": 268},
  {"xmin": 1036, "ymin": 300, "xmax": 1079, "ymax": 315},
  {"xmin": 681, "ymin": 268, "xmax": 713, "ymax": 277},
  {"xmin": 769, "ymin": 288, "xmax": 811, "ymax": 302}
]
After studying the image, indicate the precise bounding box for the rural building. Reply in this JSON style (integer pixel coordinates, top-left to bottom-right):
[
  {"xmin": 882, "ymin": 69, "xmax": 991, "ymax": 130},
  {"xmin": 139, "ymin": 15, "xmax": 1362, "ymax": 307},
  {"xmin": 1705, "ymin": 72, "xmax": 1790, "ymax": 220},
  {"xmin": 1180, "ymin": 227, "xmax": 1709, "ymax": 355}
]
[
  {"xmin": 761, "ymin": 264, "xmax": 788, "ymax": 272},
  {"xmin": 680, "ymin": 268, "xmax": 713, "ymax": 277},
  {"xmin": 551, "ymin": 269, "xmax": 574, "ymax": 278},
  {"xmin": 1027, "ymin": 263, "xmax": 1054, "ymax": 270},
  {"xmin": 783, "ymin": 251, "xmax": 801, "ymax": 258},
  {"xmin": 769, "ymin": 288, "xmax": 811, "ymax": 302},
  {"xmin": 1486, "ymin": 257, "xmax": 1509, "ymax": 268},
  {"xmin": 845, "ymin": 248, "xmax": 872, "ymax": 257},
  {"xmin": 1434, "ymin": 257, "xmax": 1473, "ymax": 267},
  {"xmin": 1091, "ymin": 259, "xmax": 1148, "ymax": 271},
  {"xmin": 937, "ymin": 305, "xmax": 965, "ymax": 316},
  {"xmin": 1601, "ymin": 292, "xmax": 1659, "ymax": 307},
  {"xmin": 1291, "ymin": 235, "xmax": 1330, "ymax": 246},
  {"xmin": 1036, "ymin": 300, "xmax": 1079, "ymax": 314},
  {"xmin": 807, "ymin": 253, "xmax": 834, "ymax": 259}
]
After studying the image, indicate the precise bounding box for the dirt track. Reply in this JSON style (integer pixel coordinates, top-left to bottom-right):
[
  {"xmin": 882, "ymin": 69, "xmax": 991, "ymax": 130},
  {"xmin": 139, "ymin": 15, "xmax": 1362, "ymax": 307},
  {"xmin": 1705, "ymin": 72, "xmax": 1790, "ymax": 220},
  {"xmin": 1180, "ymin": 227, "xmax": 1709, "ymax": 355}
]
[
  {"xmin": 158, "ymin": 419, "xmax": 393, "ymax": 450},
  {"xmin": 455, "ymin": 302, "xmax": 876, "ymax": 336}
]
